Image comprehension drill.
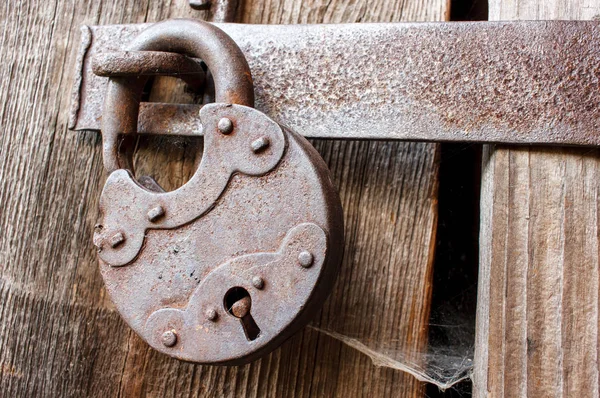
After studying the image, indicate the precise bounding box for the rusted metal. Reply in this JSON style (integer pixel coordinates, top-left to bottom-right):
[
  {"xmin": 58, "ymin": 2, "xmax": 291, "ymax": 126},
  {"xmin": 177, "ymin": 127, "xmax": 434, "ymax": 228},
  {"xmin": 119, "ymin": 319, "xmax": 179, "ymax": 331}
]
[
  {"xmin": 92, "ymin": 51, "xmax": 205, "ymax": 91},
  {"xmin": 190, "ymin": 0, "xmax": 238, "ymax": 23},
  {"xmin": 95, "ymin": 20, "xmax": 344, "ymax": 365},
  {"xmin": 73, "ymin": 21, "xmax": 600, "ymax": 147},
  {"xmin": 230, "ymin": 296, "xmax": 251, "ymax": 318},
  {"xmin": 67, "ymin": 25, "xmax": 91, "ymax": 130},
  {"xmin": 92, "ymin": 51, "xmax": 205, "ymax": 77},
  {"xmin": 95, "ymin": 102, "xmax": 286, "ymax": 265},
  {"xmin": 137, "ymin": 103, "xmax": 202, "ymax": 136},
  {"xmin": 210, "ymin": 0, "xmax": 238, "ymax": 22},
  {"xmin": 99, "ymin": 19, "xmax": 254, "ymax": 172}
]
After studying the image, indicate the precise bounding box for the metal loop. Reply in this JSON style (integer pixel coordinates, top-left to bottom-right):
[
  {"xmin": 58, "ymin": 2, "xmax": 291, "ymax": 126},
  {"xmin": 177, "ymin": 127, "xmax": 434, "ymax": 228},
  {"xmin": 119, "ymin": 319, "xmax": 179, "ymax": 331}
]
[{"xmin": 101, "ymin": 19, "xmax": 255, "ymax": 172}]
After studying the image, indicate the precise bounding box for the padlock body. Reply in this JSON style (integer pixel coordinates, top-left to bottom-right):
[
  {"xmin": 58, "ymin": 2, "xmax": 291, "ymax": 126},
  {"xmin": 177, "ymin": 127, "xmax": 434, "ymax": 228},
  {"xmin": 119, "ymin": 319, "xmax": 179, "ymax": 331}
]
[{"xmin": 97, "ymin": 104, "xmax": 343, "ymax": 364}]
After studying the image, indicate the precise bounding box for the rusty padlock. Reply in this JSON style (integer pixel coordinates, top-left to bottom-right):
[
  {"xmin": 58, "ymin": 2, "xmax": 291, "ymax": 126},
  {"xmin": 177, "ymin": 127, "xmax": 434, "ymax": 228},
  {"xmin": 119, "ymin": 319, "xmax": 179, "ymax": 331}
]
[{"xmin": 92, "ymin": 19, "xmax": 344, "ymax": 364}]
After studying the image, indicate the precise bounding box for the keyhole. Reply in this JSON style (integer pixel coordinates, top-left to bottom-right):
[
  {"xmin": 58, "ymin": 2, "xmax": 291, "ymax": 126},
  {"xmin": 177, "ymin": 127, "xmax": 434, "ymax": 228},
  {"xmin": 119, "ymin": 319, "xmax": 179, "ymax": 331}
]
[{"xmin": 224, "ymin": 287, "xmax": 261, "ymax": 341}]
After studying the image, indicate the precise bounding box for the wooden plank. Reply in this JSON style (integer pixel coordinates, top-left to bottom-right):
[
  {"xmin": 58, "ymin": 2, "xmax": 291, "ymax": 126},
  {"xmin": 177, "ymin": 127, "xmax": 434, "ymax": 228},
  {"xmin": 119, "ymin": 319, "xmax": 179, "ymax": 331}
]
[
  {"xmin": 0, "ymin": 1, "xmax": 445, "ymax": 397},
  {"xmin": 474, "ymin": 2, "xmax": 600, "ymax": 397}
]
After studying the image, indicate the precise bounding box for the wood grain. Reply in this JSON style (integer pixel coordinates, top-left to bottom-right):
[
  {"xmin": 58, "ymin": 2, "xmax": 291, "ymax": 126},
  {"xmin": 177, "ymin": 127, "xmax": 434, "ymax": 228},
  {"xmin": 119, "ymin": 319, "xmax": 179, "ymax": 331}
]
[
  {"xmin": 0, "ymin": 0, "xmax": 446, "ymax": 396},
  {"xmin": 474, "ymin": 2, "xmax": 600, "ymax": 397}
]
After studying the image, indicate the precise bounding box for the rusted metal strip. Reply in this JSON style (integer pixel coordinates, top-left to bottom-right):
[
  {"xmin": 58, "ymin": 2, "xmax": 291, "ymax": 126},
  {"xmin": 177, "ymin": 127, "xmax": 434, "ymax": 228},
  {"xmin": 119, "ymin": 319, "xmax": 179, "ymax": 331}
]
[
  {"xmin": 71, "ymin": 21, "xmax": 600, "ymax": 146},
  {"xmin": 93, "ymin": 51, "xmax": 206, "ymax": 91},
  {"xmin": 92, "ymin": 51, "xmax": 205, "ymax": 77}
]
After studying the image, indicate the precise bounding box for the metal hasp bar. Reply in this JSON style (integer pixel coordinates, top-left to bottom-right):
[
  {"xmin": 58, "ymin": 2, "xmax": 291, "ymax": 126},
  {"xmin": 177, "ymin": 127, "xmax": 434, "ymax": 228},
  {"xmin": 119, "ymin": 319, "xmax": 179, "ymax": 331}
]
[{"xmin": 71, "ymin": 21, "xmax": 600, "ymax": 147}]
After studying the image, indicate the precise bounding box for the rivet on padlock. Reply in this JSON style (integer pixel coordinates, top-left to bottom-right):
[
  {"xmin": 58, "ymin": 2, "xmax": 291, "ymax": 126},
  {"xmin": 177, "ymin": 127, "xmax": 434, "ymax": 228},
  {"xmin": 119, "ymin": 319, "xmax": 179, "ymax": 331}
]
[{"xmin": 93, "ymin": 19, "xmax": 344, "ymax": 365}]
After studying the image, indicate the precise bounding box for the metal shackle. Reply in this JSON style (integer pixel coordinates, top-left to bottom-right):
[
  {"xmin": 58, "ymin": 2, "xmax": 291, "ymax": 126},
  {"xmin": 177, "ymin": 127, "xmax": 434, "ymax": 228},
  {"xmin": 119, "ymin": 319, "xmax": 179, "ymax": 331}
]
[{"xmin": 101, "ymin": 19, "xmax": 255, "ymax": 172}]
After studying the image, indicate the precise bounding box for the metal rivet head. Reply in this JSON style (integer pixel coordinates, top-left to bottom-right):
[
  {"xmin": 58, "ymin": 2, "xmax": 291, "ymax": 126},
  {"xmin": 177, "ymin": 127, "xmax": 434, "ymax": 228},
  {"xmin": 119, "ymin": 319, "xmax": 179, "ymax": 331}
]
[
  {"xmin": 109, "ymin": 232, "xmax": 125, "ymax": 248},
  {"xmin": 205, "ymin": 308, "xmax": 218, "ymax": 322},
  {"xmin": 251, "ymin": 136, "xmax": 270, "ymax": 153},
  {"xmin": 161, "ymin": 330, "xmax": 177, "ymax": 347},
  {"xmin": 252, "ymin": 276, "xmax": 264, "ymax": 290},
  {"xmin": 298, "ymin": 251, "xmax": 314, "ymax": 268},
  {"xmin": 217, "ymin": 117, "xmax": 234, "ymax": 134},
  {"xmin": 147, "ymin": 205, "xmax": 165, "ymax": 222}
]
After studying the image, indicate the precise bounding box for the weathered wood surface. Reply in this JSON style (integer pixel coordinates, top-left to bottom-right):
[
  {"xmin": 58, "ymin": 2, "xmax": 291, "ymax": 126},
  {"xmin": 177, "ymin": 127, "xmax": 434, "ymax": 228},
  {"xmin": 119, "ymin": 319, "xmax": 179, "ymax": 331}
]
[
  {"xmin": 0, "ymin": 0, "xmax": 446, "ymax": 397},
  {"xmin": 474, "ymin": 2, "xmax": 600, "ymax": 397}
]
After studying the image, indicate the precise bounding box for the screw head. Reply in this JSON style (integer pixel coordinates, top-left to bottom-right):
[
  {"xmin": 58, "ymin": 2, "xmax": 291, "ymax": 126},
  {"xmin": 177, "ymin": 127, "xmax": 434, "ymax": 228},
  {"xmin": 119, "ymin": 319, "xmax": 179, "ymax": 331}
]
[
  {"xmin": 252, "ymin": 276, "xmax": 264, "ymax": 290},
  {"xmin": 205, "ymin": 308, "xmax": 218, "ymax": 322},
  {"xmin": 147, "ymin": 205, "xmax": 165, "ymax": 222},
  {"xmin": 298, "ymin": 251, "xmax": 314, "ymax": 268},
  {"xmin": 109, "ymin": 232, "xmax": 125, "ymax": 248},
  {"xmin": 161, "ymin": 330, "xmax": 177, "ymax": 347},
  {"xmin": 217, "ymin": 118, "xmax": 234, "ymax": 135},
  {"xmin": 251, "ymin": 136, "xmax": 270, "ymax": 153}
]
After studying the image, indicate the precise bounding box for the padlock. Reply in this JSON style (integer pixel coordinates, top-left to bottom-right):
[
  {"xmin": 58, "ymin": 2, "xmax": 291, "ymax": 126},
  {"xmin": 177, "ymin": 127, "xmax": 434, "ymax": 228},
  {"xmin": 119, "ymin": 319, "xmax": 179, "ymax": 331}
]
[{"xmin": 92, "ymin": 19, "xmax": 344, "ymax": 364}]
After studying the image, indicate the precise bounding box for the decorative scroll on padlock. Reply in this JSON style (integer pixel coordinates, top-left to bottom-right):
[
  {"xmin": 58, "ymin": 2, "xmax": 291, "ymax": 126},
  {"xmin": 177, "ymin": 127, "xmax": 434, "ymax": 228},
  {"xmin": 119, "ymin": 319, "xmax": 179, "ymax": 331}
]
[{"xmin": 92, "ymin": 19, "xmax": 344, "ymax": 364}]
